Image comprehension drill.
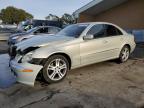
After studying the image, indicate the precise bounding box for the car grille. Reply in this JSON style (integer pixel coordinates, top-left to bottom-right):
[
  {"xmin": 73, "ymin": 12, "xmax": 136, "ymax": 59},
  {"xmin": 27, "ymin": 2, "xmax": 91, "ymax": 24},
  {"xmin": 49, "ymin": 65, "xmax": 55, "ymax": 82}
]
[
  {"xmin": 9, "ymin": 46, "xmax": 17, "ymax": 59},
  {"xmin": 9, "ymin": 46, "xmax": 40, "ymax": 60}
]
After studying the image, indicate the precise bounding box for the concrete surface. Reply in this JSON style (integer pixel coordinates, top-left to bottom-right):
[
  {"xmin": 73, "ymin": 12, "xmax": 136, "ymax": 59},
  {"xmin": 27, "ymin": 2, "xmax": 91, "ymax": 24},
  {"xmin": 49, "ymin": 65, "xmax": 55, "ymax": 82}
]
[
  {"xmin": 0, "ymin": 41, "xmax": 8, "ymax": 54},
  {"xmin": 0, "ymin": 38, "xmax": 144, "ymax": 108},
  {"xmin": 0, "ymin": 33, "xmax": 11, "ymax": 41},
  {"xmin": 0, "ymin": 54, "xmax": 144, "ymax": 108},
  {"xmin": 0, "ymin": 55, "xmax": 16, "ymax": 88}
]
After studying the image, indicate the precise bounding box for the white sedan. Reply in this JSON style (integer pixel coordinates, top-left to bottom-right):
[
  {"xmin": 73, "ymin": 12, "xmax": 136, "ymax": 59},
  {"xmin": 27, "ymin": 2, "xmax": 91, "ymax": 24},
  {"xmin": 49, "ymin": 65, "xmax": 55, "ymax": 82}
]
[{"xmin": 10, "ymin": 22, "xmax": 136, "ymax": 86}]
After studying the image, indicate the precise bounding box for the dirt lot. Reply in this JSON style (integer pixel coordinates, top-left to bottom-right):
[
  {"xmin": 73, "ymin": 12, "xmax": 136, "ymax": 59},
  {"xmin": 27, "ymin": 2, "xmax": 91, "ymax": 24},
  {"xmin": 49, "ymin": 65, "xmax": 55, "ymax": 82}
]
[{"xmin": 0, "ymin": 41, "xmax": 144, "ymax": 108}]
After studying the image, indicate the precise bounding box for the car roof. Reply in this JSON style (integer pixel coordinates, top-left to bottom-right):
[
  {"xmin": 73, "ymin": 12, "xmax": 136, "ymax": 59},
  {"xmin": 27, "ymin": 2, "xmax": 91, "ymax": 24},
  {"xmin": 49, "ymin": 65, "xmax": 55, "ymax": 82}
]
[
  {"xmin": 77, "ymin": 22, "xmax": 118, "ymax": 26},
  {"xmin": 37, "ymin": 26, "xmax": 61, "ymax": 29},
  {"xmin": 75, "ymin": 22, "xmax": 127, "ymax": 35}
]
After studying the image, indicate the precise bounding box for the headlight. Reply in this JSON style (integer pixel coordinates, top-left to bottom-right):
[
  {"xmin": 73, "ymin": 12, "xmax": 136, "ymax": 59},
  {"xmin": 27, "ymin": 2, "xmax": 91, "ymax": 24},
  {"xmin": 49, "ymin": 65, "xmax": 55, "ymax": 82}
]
[{"xmin": 21, "ymin": 52, "xmax": 33, "ymax": 63}]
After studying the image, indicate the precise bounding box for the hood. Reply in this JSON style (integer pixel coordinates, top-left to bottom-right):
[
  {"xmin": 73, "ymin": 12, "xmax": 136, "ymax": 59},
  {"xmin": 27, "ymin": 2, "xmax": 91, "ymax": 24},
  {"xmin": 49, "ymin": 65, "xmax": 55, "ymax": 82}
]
[
  {"xmin": 10, "ymin": 32, "xmax": 29, "ymax": 38},
  {"xmin": 16, "ymin": 34, "xmax": 74, "ymax": 51}
]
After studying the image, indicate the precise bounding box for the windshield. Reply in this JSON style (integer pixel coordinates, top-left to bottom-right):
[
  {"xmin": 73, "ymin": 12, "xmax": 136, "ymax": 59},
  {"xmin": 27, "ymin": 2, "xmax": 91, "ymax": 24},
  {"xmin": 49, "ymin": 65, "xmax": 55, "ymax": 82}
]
[
  {"xmin": 26, "ymin": 27, "xmax": 38, "ymax": 33},
  {"xmin": 57, "ymin": 24, "xmax": 88, "ymax": 38}
]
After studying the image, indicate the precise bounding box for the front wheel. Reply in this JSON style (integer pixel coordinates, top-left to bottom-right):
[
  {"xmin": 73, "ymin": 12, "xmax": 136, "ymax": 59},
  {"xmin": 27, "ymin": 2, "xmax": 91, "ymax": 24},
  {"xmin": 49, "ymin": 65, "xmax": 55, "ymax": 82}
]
[
  {"xmin": 43, "ymin": 55, "xmax": 69, "ymax": 84},
  {"xmin": 118, "ymin": 46, "xmax": 130, "ymax": 63}
]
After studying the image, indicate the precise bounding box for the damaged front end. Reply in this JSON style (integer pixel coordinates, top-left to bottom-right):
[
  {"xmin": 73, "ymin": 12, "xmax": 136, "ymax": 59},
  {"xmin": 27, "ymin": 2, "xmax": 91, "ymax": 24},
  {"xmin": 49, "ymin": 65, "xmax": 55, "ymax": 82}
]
[{"xmin": 10, "ymin": 46, "xmax": 43, "ymax": 86}]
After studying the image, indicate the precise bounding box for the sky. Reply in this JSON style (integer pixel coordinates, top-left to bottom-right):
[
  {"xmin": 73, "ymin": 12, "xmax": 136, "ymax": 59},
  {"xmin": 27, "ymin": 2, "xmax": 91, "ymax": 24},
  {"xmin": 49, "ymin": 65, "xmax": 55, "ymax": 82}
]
[{"xmin": 0, "ymin": 0, "xmax": 92, "ymax": 19}]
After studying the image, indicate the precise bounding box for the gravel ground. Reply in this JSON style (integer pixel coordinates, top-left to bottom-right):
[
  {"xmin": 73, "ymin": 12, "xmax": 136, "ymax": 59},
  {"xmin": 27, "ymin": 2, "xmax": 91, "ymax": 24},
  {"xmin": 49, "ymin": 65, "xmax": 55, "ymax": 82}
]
[
  {"xmin": 0, "ymin": 40, "xmax": 144, "ymax": 108},
  {"xmin": 37, "ymin": 58, "xmax": 144, "ymax": 108},
  {"xmin": 0, "ymin": 56, "xmax": 144, "ymax": 108}
]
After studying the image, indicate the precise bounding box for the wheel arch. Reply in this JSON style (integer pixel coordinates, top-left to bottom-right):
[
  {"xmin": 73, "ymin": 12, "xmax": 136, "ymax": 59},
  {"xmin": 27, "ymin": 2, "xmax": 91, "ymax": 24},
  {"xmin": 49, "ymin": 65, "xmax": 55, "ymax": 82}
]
[
  {"xmin": 123, "ymin": 44, "xmax": 131, "ymax": 52},
  {"xmin": 35, "ymin": 52, "xmax": 72, "ymax": 83},
  {"xmin": 41, "ymin": 52, "xmax": 72, "ymax": 70}
]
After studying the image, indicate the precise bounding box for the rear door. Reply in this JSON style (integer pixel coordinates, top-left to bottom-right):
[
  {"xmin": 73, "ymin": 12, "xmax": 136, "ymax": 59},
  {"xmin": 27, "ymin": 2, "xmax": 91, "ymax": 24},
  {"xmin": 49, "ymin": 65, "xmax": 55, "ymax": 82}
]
[{"xmin": 103, "ymin": 24, "xmax": 124, "ymax": 58}]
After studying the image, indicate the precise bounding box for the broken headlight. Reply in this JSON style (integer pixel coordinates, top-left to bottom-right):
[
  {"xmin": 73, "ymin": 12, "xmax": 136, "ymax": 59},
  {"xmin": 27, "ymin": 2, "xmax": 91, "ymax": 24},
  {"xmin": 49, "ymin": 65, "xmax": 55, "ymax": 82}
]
[{"xmin": 21, "ymin": 52, "xmax": 33, "ymax": 63}]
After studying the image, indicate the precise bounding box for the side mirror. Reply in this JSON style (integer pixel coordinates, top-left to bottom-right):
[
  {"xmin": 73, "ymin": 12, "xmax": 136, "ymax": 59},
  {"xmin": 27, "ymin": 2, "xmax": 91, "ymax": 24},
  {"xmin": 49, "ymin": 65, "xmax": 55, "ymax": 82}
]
[{"xmin": 83, "ymin": 35, "xmax": 94, "ymax": 40}]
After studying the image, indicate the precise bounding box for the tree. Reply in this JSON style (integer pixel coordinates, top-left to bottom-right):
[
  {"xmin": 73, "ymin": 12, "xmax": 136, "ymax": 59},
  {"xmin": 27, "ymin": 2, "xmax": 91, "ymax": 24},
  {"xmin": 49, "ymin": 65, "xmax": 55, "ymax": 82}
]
[
  {"xmin": 45, "ymin": 14, "xmax": 60, "ymax": 21},
  {"xmin": 45, "ymin": 13, "xmax": 76, "ymax": 25},
  {"xmin": 61, "ymin": 13, "xmax": 75, "ymax": 24},
  {"xmin": 0, "ymin": 6, "xmax": 33, "ymax": 24}
]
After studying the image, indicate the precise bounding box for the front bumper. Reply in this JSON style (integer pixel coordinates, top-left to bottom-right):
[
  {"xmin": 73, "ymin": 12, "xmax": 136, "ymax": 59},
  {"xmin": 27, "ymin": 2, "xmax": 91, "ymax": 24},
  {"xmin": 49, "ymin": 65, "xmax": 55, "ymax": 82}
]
[
  {"xmin": 10, "ymin": 60, "xmax": 43, "ymax": 86},
  {"xmin": 130, "ymin": 42, "xmax": 136, "ymax": 53}
]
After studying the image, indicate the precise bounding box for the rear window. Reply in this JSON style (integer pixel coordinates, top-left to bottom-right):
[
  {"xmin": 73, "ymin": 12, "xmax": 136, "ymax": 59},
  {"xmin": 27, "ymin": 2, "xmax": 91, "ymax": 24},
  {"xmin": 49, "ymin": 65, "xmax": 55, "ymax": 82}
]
[{"xmin": 105, "ymin": 25, "xmax": 123, "ymax": 36}]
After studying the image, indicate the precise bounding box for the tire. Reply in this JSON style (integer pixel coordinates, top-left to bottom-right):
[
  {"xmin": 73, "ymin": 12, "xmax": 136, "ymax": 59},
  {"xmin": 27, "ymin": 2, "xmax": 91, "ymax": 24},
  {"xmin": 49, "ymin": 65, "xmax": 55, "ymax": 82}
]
[
  {"xmin": 43, "ymin": 55, "xmax": 69, "ymax": 84},
  {"xmin": 118, "ymin": 45, "xmax": 130, "ymax": 63}
]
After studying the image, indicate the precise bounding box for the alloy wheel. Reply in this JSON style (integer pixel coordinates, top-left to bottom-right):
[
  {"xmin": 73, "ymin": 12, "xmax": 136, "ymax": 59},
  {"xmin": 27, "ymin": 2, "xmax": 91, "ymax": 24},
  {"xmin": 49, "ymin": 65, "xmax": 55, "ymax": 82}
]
[
  {"xmin": 47, "ymin": 58, "xmax": 67, "ymax": 81},
  {"xmin": 121, "ymin": 47, "xmax": 130, "ymax": 62}
]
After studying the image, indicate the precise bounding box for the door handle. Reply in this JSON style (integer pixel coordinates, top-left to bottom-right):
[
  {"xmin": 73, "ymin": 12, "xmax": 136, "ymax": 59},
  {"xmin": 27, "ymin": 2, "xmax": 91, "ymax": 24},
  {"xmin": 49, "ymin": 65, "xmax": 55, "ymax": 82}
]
[
  {"xmin": 120, "ymin": 37, "xmax": 124, "ymax": 40},
  {"xmin": 103, "ymin": 40, "xmax": 108, "ymax": 44}
]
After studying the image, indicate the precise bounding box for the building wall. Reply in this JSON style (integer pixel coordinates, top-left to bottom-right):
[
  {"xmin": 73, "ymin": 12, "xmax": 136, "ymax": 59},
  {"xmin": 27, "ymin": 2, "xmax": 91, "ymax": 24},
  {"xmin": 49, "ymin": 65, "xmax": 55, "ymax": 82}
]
[
  {"xmin": 78, "ymin": 0, "xmax": 144, "ymax": 29},
  {"xmin": 78, "ymin": 14, "xmax": 95, "ymax": 23}
]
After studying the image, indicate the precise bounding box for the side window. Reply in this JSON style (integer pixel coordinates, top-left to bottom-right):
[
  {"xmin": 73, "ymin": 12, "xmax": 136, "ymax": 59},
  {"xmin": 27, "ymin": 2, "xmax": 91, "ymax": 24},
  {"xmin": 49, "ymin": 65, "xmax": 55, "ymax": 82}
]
[
  {"xmin": 43, "ymin": 27, "xmax": 48, "ymax": 33},
  {"xmin": 87, "ymin": 24, "xmax": 106, "ymax": 38},
  {"xmin": 48, "ymin": 27, "xmax": 60, "ymax": 34},
  {"xmin": 35, "ymin": 28, "xmax": 48, "ymax": 33},
  {"xmin": 105, "ymin": 25, "xmax": 123, "ymax": 36},
  {"xmin": 35, "ymin": 28, "xmax": 43, "ymax": 33}
]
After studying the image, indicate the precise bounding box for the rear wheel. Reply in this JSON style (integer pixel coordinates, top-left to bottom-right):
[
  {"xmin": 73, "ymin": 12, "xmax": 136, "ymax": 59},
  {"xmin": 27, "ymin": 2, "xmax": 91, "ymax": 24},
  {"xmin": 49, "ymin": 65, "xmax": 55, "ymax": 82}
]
[
  {"xmin": 118, "ymin": 46, "xmax": 130, "ymax": 63},
  {"xmin": 43, "ymin": 55, "xmax": 69, "ymax": 83}
]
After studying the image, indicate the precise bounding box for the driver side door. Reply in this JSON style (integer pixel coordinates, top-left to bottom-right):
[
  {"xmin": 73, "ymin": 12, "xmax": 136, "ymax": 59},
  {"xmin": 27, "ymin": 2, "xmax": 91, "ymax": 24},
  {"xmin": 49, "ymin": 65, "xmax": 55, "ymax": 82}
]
[{"xmin": 80, "ymin": 24, "xmax": 111, "ymax": 66}]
